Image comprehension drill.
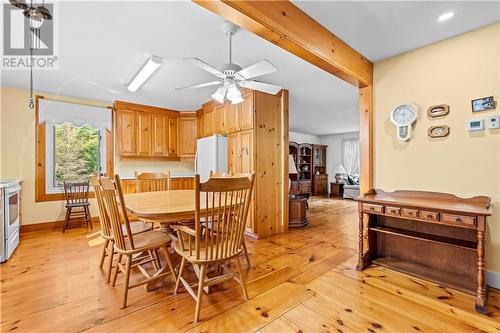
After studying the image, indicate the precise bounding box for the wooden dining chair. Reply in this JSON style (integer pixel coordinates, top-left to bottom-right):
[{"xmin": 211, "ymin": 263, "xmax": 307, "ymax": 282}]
[
  {"xmin": 62, "ymin": 181, "xmax": 92, "ymax": 232},
  {"xmin": 206, "ymin": 171, "xmax": 252, "ymax": 267},
  {"xmin": 91, "ymin": 175, "xmax": 153, "ymax": 283},
  {"xmin": 100, "ymin": 175, "xmax": 177, "ymax": 308},
  {"xmin": 173, "ymin": 173, "xmax": 255, "ymax": 323},
  {"xmin": 135, "ymin": 171, "xmax": 171, "ymax": 193}
]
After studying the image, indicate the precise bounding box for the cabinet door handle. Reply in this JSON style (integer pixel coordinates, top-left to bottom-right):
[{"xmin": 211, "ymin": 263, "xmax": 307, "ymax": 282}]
[
  {"xmin": 456, "ymin": 218, "xmax": 462, "ymax": 223},
  {"xmin": 426, "ymin": 214, "xmax": 433, "ymax": 219}
]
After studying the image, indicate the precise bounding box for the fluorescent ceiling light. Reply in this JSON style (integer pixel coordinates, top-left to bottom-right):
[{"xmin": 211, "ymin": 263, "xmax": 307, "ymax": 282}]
[
  {"xmin": 211, "ymin": 86, "xmax": 227, "ymax": 103},
  {"xmin": 438, "ymin": 12, "xmax": 454, "ymax": 22},
  {"xmin": 127, "ymin": 55, "xmax": 163, "ymax": 92}
]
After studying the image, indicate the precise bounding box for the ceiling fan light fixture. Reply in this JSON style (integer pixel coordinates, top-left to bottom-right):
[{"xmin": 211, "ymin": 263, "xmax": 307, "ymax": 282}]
[
  {"xmin": 211, "ymin": 86, "xmax": 227, "ymax": 104},
  {"xmin": 226, "ymin": 83, "xmax": 242, "ymax": 103},
  {"xmin": 127, "ymin": 55, "xmax": 163, "ymax": 92}
]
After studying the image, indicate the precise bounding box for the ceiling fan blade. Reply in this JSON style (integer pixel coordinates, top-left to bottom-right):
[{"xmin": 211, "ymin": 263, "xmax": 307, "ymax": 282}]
[
  {"xmin": 235, "ymin": 60, "xmax": 278, "ymax": 80},
  {"xmin": 9, "ymin": 0, "xmax": 28, "ymax": 10},
  {"xmin": 36, "ymin": 5, "xmax": 53, "ymax": 20},
  {"xmin": 175, "ymin": 81, "xmax": 221, "ymax": 91},
  {"xmin": 238, "ymin": 80, "xmax": 282, "ymax": 95},
  {"xmin": 183, "ymin": 58, "xmax": 225, "ymax": 79}
]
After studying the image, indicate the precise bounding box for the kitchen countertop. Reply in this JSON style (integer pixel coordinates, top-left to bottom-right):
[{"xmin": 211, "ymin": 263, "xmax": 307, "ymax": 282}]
[
  {"xmin": 120, "ymin": 173, "xmax": 195, "ymax": 180},
  {"xmin": 0, "ymin": 180, "xmax": 22, "ymax": 188}
]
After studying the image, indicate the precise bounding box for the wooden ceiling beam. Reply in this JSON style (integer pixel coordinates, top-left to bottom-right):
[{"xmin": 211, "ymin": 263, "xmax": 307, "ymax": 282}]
[{"xmin": 193, "ymin": 0, "xmax": 373, "ymax": 88}]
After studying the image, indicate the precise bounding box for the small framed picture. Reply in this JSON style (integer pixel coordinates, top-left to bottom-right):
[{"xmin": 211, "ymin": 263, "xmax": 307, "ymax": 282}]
[{"xmin": 472, "ymin": 96, "xmax": 496, "ymax": 112}]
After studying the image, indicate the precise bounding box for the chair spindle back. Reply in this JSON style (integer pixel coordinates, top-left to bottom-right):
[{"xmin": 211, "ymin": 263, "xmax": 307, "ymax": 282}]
[
  {"xmin": 192, "ymin": 174, "xmax": 254, "ymax": 261},
  {"xmin": 63, "ymin": 181, "xmax": 90, "ymax": 205},
  {"xmin": 100, "ymin": 175, "xmax": 135, "ymax": 251},
  {"xmin": 135, "ymin": 171, "xmax": 171, "ymax": 193},
  {"xmin": 91, "ymin": 175, "xmax": 112, "ymax": 238}
]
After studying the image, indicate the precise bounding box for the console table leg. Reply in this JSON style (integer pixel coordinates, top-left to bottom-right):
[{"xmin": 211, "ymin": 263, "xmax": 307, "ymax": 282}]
[
  {"xmin": 475, "ymin": 218, "xmax": 487, "ymax": 314},
  {"xmin": 356, "ymin": 204, "xmax": 367, "ymax": 271}
]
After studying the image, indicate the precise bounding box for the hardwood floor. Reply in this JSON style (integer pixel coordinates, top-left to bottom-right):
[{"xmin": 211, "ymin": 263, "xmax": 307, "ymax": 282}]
[{"xmin": 1, "ymin": 197, "xmax": 499, "ymax": 332}]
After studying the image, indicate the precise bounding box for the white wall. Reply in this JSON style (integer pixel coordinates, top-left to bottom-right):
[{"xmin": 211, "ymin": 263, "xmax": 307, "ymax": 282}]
[
  {"xmin": 289, "ymin": 131, "xmax": 320, "ymax": 144},
  {"xmin": 319, "ymin": 132, "xmax": 359, "ymax": 186}
]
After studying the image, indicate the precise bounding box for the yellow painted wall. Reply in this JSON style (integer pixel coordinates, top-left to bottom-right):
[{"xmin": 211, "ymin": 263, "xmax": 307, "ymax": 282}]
[
  {"xmin": 373, "ymin": 23, "xmax": 500, "ymax": 271},
  {"xmin": 0, "ymin": 86, "xmax": 194, "ymax": 225}
]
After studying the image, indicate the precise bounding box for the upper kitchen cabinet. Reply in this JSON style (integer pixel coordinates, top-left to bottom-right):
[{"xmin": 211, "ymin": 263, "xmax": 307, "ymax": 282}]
[
  {"xmin": 201, "ymin": 90, "xmax": 254, "ymax": 137},
  {"xmin": 178, "ymin": 113, "xmax": 197, "ymax": 158},
  {"xmin": 114, "ymin": 100, "xmax": 185, "ymax": 160},
  {"xmin": 116, "ymin": 109, "xmax": 137, "ymax": 157}
]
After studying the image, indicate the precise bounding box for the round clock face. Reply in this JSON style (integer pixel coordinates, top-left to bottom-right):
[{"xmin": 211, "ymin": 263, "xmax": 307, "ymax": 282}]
[{"xmin": 391, "ymin": 104, "xmax": 417, "ymax": 126}]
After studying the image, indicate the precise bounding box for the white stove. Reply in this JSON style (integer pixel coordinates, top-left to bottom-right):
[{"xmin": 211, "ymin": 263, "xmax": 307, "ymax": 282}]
[{"xmin": 1, "ymin": 180, "xmax": 22, "ymax": 262}]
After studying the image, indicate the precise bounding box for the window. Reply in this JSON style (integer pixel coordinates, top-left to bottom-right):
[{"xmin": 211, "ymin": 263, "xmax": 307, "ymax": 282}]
[
  {"xmin": 53, "ymin": 123, "xmax": 101, "ymax": 187},
  {"xmin": 35, "ymin": 97, "xmax": 113, "ymax": 201},
  {"xmin": 342, "ymin": 138, "xmax": 360, "ymax": 176}
]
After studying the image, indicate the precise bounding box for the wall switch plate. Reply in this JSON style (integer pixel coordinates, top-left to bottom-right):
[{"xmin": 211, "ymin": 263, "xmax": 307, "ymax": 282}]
[
  {"xmin": 467, "ymin": 118, "xmax": 484, "ymax": 131},
  {"xmin": 488, "ymin": 115, "xmax": 500, "ymax": 129}
]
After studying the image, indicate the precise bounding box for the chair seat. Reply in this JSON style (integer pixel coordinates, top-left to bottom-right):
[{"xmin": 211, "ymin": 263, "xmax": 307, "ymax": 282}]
[
  {"xmin": 173, "ymin": 241, "xmax": 243, "ymax": 264},
  {"xmin": 65, "ymin": 202, "xmax": 90, "ymax": 208},
  {"xmin": 120, "ymin": 231, "xmax": 172, "ymax": 255}
]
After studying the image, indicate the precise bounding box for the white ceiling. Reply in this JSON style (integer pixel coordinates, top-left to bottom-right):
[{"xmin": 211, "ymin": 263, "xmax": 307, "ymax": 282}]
[
  {"xmin": 2, "ymin": 1, "xmax": 498, "ymax": 135},
  {"xmin": 293, "ymin": 1, "xmax": 500, "ymax": 62}
]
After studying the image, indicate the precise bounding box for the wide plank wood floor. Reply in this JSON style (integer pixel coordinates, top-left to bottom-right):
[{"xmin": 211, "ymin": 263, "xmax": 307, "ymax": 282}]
[{"xmin": 1, "ymin": 197, "xmax": 499, "ymax": 332}]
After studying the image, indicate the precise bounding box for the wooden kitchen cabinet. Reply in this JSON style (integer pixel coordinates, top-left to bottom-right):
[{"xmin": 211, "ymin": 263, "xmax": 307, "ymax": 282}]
[
  {"xmin": 204, "ymin": 107, "xmax": 215, "ymax": 137},
  {"xmin": 170, "ymin": 177, "xmax": 195, "ymax": 190},
  {"xmin": 178, "ymin": 114, "xmax": 197, "ymax": 158},
  {"xmin": 215, "ymin": 103, "xmax": 227, "ymax": 134},
  {"xmin": 114, "ymin": 100, "xmax": 182, "ymax": 160},
  {"xmin": 137, "ymin": 112, "xmax": 152, "ymax": 157},
  {"xmin": 168, "ymin": 117, "xmax": 178, "ymax": 157},
  {"xmin": 198, "ymin": 89, "xmax": 288, "ymax": 238},
  {"xmin": 152, "ymin": 113, "xmax": 168, "ymax": 156},
  {"xmin": 116, "ymin": 109, "xmax": 137, "ymax": 157}
]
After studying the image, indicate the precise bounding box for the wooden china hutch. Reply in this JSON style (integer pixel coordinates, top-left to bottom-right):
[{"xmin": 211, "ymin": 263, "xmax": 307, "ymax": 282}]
[{"xmin": 289, "ymin": 142, "xmax": 327, "ymax": 195}]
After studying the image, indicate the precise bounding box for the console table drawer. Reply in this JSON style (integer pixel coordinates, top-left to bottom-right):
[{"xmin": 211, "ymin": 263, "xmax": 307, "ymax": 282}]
[
  {"xmin": 386, "ymin": 206, "xmax": 401, "ymax": 216},
  {"xmin": 419, "ymin": 210, "xmax": 440, "ymax": 222},
  {"xmin": 363, "ymin": 203, "xmax": 383, "ymax": 213},
  {"xmin": 402, "ymin": 208, "xmax": 418, "ymax": 218},
  {"xmin": 442, "ymin": 213, "xmax": 476, "ymax": 228}
]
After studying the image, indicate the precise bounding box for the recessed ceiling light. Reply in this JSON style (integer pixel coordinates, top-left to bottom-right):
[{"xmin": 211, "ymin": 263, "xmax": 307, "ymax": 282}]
[
  {"xmin": 127, "ymin": 55, "xmax": 163, "ymax": 92},
  {"xmin": 438, "ymin": 12, "xmax": 454, "ymax": 22}
]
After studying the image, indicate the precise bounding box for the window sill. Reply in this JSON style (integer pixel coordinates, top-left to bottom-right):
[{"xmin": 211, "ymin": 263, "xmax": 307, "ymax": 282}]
[{"xmin": 35, "ymin": 192, "xmax": 95, "ymax": 202}]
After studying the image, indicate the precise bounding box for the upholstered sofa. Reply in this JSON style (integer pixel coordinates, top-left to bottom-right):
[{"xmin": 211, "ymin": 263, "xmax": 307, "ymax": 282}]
[{"xmin": 343, "ymin": 175, "xmax": 360, "ymax": 199}]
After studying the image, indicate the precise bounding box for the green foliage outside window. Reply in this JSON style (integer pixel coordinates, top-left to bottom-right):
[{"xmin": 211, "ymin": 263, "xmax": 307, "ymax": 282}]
[{"xmin": 54, "ymin": 123, "xmax": 100, "ymax": 186}]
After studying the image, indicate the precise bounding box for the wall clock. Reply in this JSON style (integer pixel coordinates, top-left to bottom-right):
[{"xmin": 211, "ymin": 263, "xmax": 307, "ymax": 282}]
[
  {"xmin": 428, "ymin": 125, "xmax": 450, "ymax": 138},
  {"xmin": 390, "ymin": 104, "xmax": 418, "ymax": 141}
]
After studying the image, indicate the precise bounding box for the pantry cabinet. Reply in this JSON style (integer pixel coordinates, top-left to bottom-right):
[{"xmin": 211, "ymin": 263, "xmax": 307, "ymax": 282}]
[{"xmin": 199, "ymin": 89, "xmax": 287, "ymax": 238}]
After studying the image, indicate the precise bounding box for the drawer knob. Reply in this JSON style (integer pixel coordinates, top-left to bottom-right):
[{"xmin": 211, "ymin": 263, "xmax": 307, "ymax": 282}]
[
  {"xmin": 456, "ymin": 218, "xmax": 462, "ymax": 223},
  {"xmin": 427, "ymin": 214, "xmax": 432, "ymax": 219},
  {"xmin": 391, "ymin": 210, "xmax": 396, "ymax": 213},
  {"xmin": 370, "ymin": 207, "xmax": 375, "ymax": 211},
  {"xmin": 408, "ymin": 212, "xmax": 413, "ymax": 215}
]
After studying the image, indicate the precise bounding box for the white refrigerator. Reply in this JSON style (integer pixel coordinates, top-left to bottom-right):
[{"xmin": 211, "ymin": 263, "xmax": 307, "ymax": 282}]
[{"xmin": 195, "ymin": 135, "xmax": 228, "ymax": 182}]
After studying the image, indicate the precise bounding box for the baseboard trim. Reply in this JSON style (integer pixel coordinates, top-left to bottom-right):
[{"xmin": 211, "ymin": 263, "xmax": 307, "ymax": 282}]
[
  {"xmin": 20, "ymin": 217, "xmax": 100, "ymax": 233},
  {"xmin": 487, "ymin": 271, "xmax": 500, "ymax": 289}
]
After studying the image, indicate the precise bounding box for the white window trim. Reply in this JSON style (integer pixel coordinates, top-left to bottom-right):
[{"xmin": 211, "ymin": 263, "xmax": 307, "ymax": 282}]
[{"xmin": 45, "ymin": 122, "xmax": 107, "ymax": 194}]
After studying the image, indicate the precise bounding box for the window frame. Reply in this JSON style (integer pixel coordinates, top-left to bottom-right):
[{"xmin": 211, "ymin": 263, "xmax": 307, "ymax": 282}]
[{"xmin": 35, "ymin": 95, "xmax": 114, "ymax": 202}]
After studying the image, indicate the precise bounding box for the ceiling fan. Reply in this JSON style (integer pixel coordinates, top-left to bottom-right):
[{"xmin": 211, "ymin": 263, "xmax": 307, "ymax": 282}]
[
  {"xmin": 9, "ymin": 0, "xmax": 52, "ymax": 27},
  {"xmin": 176, "ymin": 21, "xmax": 282, "ymax": 104}
]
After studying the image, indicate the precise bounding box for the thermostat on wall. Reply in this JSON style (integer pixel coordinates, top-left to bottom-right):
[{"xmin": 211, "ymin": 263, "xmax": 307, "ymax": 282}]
[
  {"xmin": 466, "ymin": 118, "xmax": 484, "ymax": 131},
  {"xmin": 488, "ymin": 115, "xmax": 500, "ymax": 129}
]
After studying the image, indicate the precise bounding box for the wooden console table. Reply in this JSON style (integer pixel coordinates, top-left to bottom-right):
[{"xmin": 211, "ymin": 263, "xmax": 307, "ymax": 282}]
[{"xmin": 355, "ymin": 189, "xmax": 492, "ymax": 313}]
